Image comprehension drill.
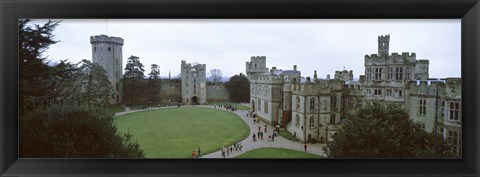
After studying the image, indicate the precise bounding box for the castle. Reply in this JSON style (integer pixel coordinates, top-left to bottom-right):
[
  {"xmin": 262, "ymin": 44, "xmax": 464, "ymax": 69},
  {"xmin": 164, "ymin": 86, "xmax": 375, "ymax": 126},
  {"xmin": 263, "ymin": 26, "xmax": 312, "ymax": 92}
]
[
  {"xmin": 91, "ymin": 34, "xmax": 461, "ymax": 156},
  {"xmin": 246, "ymin": 35, "xmax": 462, "ymax": 156}
]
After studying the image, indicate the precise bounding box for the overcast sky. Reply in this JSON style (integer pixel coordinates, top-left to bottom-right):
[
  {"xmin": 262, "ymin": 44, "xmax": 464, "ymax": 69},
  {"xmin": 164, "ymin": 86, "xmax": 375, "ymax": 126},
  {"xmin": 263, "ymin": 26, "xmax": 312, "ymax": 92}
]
[{"xmin": 36, "ymin": 19, "xmax": 461, "ymax": 79}]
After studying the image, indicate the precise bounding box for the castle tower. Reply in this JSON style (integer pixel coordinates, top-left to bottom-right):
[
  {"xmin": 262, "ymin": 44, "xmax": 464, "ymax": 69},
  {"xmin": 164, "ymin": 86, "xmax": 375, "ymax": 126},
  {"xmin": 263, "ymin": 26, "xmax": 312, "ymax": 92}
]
[
  {"xmin": 246, "ymin": 56, "xmax": 268, "ymax": 80},
  {"xmin": 90, "ymin": 35, "xmax": 124, "ymax": 104},
  {"xmin": 181, "ymin": 60, "xmax": 207, "ymax": 104},
  {"xmin": 378, "ymin": 34, "xmax": 390, "ymax": 57}
]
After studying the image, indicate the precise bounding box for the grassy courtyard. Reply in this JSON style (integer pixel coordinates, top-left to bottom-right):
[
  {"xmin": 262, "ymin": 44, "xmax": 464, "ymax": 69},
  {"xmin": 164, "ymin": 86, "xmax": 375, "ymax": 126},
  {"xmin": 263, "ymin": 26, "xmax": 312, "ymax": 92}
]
[
  {"xmin": 234, "ymin": 148, "xmax": 323, "ymax": 158},
  {"xmin": 114, "ymin": 107, "xmax": 250, "ymax": 158}
]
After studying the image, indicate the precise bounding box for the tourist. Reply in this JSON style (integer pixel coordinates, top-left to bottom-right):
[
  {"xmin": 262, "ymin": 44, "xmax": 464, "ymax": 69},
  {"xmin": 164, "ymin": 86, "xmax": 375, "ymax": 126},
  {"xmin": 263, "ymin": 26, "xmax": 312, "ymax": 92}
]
[
  {"xmin": 304, "ymin": 143, "xmax": 308, "ymax": 152},
  {"xmin": 272, "ymin": 134, "xmax": 275, "ymax": 141},
  {"xmin": 197, "ymin": 147, "xmax": 201, "ymax": 158},
  {"xmin": 253, "ymin": 133, "xmax": 256, "ymax": 141},
  {"xmin": 192, "ymin": 150, "xmax": 197, "ymax": 158},
  {"xmin": 221, "ymin": 149, "xmax": 225, "ymax": 157},
  {"xmin": 268, "ymin": 135, "xmax": 271, "ymax": 141},
  {"xmin": 258, "ymin": 126, "xmax": 261, "ymax": 132},
  {"xmin": 264, "ymin": 125, "xmax": 267, "ymax": 133}
]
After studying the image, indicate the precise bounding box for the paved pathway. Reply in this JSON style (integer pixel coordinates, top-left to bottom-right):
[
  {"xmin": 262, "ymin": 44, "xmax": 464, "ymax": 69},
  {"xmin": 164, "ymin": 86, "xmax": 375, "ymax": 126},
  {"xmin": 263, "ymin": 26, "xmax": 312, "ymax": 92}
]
[
  {"xmin": 201, "ymin": 107, "xmax": 326, "ymax": 158},
  {"xmin": 113, "ymin": 105, "xmax": 326, "ymax": 158}
]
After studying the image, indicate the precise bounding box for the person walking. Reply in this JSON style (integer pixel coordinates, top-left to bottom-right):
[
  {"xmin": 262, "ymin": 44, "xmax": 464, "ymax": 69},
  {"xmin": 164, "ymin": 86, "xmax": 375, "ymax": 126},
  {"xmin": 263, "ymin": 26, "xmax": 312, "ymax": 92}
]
[
  {"xmin": 272, "ymin": 134, "xmax": 275, "ymax": 141},
  {"xmin": 197, "ymin": 147, "xmax": 201, "ymax": 158},
  {"xmin": 304, "ymin": 143, "xmax": 308, "ymax": 152},
  {"xmin": 192, "ymin": 150, "xmax": 197, "ymax": 158}
]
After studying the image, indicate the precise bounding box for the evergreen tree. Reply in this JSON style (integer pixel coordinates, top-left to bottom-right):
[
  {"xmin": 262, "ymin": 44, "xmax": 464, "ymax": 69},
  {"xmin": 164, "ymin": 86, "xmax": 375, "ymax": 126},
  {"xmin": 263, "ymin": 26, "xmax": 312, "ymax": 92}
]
[
  {"xmin": 324, "ymin": 104, "xmax": 456, "ymax": 158},
  {"xmin": 19, "ymin": 19, "xmax": 61, "ymax": 111},
  {"xmin": 123, "ymin": 55, "xmax": 145, "ymax": 104},
  {"xmin": 225, "ymin": 73, "xmax": 250, "ymax": 102},
  {"xmin": 148, "ymin": 64, "xmax": 161, "ymax": 103}
]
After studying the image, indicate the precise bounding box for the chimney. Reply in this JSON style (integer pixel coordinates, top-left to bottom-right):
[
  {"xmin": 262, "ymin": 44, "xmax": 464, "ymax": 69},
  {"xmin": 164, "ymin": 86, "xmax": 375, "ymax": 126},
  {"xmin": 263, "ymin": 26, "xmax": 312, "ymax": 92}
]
[
  {"xmin": 306, "ymin": 77, "xmax": 311, "ymax": 83},
  {"xmin": 293, "ymin": 65, "xmax": 297, "ymax": 71},
  {"xmin": 326, "ymin": 74, "xmax": 331, "ymax": 80},
  {"xmin": 314, "ymin": 70, "xmax": 318, "ymax": 79}
]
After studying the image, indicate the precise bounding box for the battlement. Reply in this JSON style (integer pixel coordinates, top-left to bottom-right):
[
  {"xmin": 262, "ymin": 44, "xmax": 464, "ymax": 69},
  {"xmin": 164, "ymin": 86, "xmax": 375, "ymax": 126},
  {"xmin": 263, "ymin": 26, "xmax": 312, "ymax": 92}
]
[
  {"xmin": 251, "ymin": 56, "xmax": 266, "ymax": 60},
  {"xmin": 90, "ymin": 35, "xmax": 124, "ymax": 45},
  {"xmin": 417, "ymin": 60, "xmax": 429, "ymax": 64},
  {"xmin": 378, "ymin": 34, "xmax": 390, "ymax": 41}
]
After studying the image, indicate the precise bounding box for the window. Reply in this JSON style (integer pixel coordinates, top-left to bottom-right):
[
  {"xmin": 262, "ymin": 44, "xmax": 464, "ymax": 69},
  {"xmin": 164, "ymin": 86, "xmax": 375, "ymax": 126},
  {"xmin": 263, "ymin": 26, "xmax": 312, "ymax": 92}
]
[
  {"xmin": 309, "ymin": 116, "xmax": 315, "ymax": 128},
  {"xmin": 264, "ymin": 101, "xmax": 268, "ymax": 114},
  {"xmin": 111, "ymin": 94, "xmax": 114, "ymax": 99},
  {"xmin": 366, "ymin": 89, "xmax": 371, "ymax": 96},
  {"xmin": 405, "ymin": 67, "xmax": 411, "ymax": 80},
  {"xmin": 374, "ymin": 68, "xmax": 382, "ymax": 81},
  {"xmin": 419, "ymin": 98, "xmax": 426, "ymax": 115},
  {"xmin": 94, "ymin": 47, "xmax": 96, "ymax": 51},
  {"xmin": 116, "ymin": 83, "xmax": 119, "ymax": 91},
  {"xmin": 347, "ymin": 97, "xmax": 352, "ymax": 108},
  {"xmin": 387, "ymin": 67, "xmax": 393, "ymax": 80},
  {"xmin": 295, "ymin": 114, "xmax": 300, "ymax": 127},
  {"xmin": 395, "ymin": 67, "xmax": 403, "ymax": 80},
  {"xmin": 258, "ymin": 99, "xmax": 261, "ymax": 112},
  {"xmin": 108, "ymin": 47, "xmax": 111, "ymax": 51},
  {"xmin": 296, "ymin": 96, "xmax": 300, "ymax": 109},
  {"xmin": 330, "ymin": 114, "xmax": 336, "ymax": 124},
  {"xmin": 386, "ymin": 89, "xmax": 392, "ymax": 97},
  {"xmin": 440, "ymin": 101, "xmax": 446, "ymax": 118},
  {"xmin": 447, "ymin": 130, "xmax": 461, "ymax": 154},
  {"xmin": 356, "ymin": 98, "xmax": 362, "ymax": 109},
  {"xmin": 309, "ymin": 98, "xmax": 316, "ymax": 110},
  {"xmin": 449, "ymin": 102, "xmax": 460, "ymax": 121},
  {"xmin": 374, "ymin": 89, "xmax": 382, "ymax": 96},
  {"xmin": 330, "ymin": 94, "xmax": 337, "ymax": 110},
  {"xmin": 366, "ymin": 68, "xmax": 372, "ymax": 80}
]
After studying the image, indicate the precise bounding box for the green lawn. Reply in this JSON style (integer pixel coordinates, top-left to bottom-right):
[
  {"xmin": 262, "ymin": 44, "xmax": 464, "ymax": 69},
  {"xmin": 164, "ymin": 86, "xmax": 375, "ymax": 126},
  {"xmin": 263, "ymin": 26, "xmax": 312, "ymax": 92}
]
[
  {"xmin": 114, "ymin": 107, "xmax": 250, "ymax": 158},
  {"xmin": 234, "ymin": 148, "xmax": 323, "ymax": 158},
  {"xmin": 207, "ymin": 102, "xmax": 250, "ymax": 110},
  {"xmin": 279, "ymin": 130, "xmax": 299, "ymax": 142},
  {"xmin": 107, "ymin": 104, "xmax": 124, "ymax": 114}
]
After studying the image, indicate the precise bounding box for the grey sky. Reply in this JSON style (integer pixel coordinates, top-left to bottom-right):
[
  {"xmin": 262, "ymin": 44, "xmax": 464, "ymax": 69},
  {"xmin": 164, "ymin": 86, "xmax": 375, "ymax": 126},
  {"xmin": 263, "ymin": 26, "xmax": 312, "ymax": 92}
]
[{"xmin": 38, "ymin": 19, "xmax": 461, "ymax": 79}]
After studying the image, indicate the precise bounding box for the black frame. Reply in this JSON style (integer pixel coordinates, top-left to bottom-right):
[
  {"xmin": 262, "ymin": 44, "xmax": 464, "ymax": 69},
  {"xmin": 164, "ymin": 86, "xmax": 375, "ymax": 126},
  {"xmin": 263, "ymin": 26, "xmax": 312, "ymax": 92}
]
[{"xmin": 1, "ymin": 0, "xmax": 479, "ymax": 176}]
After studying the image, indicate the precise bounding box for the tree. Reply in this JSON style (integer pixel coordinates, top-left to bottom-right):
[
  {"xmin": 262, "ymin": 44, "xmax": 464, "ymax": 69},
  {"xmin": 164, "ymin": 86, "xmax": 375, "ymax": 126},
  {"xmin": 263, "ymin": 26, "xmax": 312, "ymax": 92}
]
[
  {"xmin": 20, "ymin": 101, "xmax": 145, "ymax": 158},
  {"xmin": 123, "ymin": 55, "xmax": 145, "ymax": 104},
  {"xmin": 209, "ymin": 68, "xmax": 223, "ymax": 83},
  {"xmin": 19, "ymin": 19, "xmax": 61, "ymax": 111},
  {"xmin": 148, "ymin": 64, "xmax": 161, "ymax": 103},
  {"xmin": 324, "ymin": 104, "xmax": 455, "ymax": 158},
  {"xmin": 225, "ymin": 73, "xmax": 250, "ymax": 102}
]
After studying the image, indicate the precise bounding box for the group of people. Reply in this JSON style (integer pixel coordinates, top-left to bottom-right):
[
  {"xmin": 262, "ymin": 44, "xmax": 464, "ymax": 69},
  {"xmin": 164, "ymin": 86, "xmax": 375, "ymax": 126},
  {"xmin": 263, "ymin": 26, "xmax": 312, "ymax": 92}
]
[
  {"xmin": 214, "ymin": 104, "xmax": 238, "ymax": 112},
  {"xmin": 192, "ymin": 147, "xmax": 201, "ymax": 158},
  {"xmin": 252, "ymin": 124, "xmax": 278, "ymax": 142},
  {"xmin": 221, "ymin": 142, "xmax": 243, "ymax": 157}
]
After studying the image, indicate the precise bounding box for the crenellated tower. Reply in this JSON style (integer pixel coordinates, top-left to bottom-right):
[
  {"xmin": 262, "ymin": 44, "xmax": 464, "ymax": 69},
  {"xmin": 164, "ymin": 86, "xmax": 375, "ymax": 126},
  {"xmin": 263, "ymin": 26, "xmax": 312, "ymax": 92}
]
[
  {"xmin": 378, "ymin": 34, "xmax": 390, "ymax": 57},
  {"xmin": 90, "ymin": 34, "xmax": 124, "ymax": 104}
]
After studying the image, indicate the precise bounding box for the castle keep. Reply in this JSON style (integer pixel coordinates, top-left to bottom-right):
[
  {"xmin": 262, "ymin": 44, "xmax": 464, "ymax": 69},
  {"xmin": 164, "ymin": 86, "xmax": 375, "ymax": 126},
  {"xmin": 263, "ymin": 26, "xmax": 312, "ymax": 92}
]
[
  {"xmin": 90, "ymin": 35, "xmax": 124, "ymax": 104},
  {"xmin": 181, "ymin": 60, "xmax": 207, "ymax": 104},
  {"xmin": 246, "ymin": 35, "xmax": 462, "ymax": 156}
]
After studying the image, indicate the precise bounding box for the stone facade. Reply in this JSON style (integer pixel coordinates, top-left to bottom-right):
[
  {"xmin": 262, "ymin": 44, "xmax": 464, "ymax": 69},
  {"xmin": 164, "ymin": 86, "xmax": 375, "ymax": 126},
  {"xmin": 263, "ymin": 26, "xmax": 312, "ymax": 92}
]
[
  {"xmin": 246, "ymin": 56, "xmax": 300, "ymax": 125},
  {"xmin": 90, "ymin": 35, "xmax": 124, "ymax": 104},
  {"xmin": 246, "ymin": 35, "xmax": 462, "ymax": 156},
  {"xmin": 181, "ymin": 60, "xmax": 207, "ymax": 104}
]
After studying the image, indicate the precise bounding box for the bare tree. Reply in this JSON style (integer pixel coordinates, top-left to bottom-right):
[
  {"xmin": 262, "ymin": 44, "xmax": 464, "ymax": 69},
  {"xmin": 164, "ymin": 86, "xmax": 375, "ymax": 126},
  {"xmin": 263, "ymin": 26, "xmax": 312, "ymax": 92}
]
[{"xmin": 209, "ymin": 68, "xmax": 222, "ymax": 83}]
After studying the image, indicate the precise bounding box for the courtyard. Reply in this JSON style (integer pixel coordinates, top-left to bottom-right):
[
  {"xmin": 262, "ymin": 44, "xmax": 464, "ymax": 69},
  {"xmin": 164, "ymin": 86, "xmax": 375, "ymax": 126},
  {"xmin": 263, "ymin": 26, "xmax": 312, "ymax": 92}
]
[{"xmin": 114, "ymin": 105, "xmax": 326, "ymax": 158}]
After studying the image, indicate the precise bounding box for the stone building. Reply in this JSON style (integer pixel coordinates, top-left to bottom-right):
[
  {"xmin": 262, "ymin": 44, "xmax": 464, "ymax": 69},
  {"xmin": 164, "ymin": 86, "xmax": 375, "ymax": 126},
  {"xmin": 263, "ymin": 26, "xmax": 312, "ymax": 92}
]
[
  {"xmin": 247, "ymin": 34, "xmax": 462, "ymax": 156},
  {"xmin": 90, "ymin": 35, "xmax": 124, "ymax": 104},
  {"xmin": 246, "ymin": 56, "xmax": 300, "ymax": 125},
  {"xmin": 363, "ymin": 34, "xmax": 429, "ymax": 108},
  {"xmin": 181, "ymin": 60, "xmax": 207, "ymax": 104}
]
